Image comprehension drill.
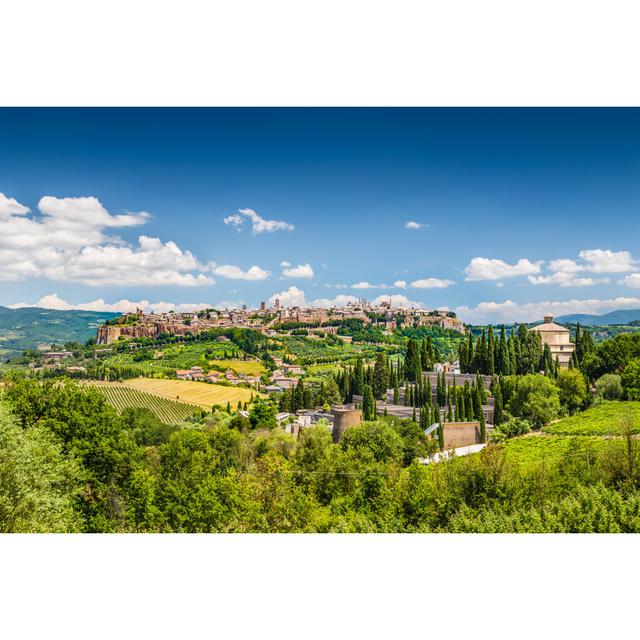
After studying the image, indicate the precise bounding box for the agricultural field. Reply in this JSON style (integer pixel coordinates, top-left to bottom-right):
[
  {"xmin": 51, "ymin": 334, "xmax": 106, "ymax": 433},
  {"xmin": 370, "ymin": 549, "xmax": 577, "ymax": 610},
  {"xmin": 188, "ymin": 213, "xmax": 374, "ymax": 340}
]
[
  {"xmin": 120, "ymin": 377, "xmax": 260, "ymax": 409},
  {"xmin": 102, "ymin": 341, "xmax": 242, "ymax": 373},
  {"xmin": 543, "ymin": 401, "xmax": 640, "ymax": 436},
  {"xmin": 277, "ymin": 335, "xmax": 399, "ymax": 366},
  {"xmin": 502, "ymin": 434, "xmax": 609, "ymax": 470},
  {"xmin": 88, "ymin": 382, "xmax": 202, "ymax": 423},
  {"xmin": 209, "ymin": 358, "xmax": 264, "ymax": 376}
]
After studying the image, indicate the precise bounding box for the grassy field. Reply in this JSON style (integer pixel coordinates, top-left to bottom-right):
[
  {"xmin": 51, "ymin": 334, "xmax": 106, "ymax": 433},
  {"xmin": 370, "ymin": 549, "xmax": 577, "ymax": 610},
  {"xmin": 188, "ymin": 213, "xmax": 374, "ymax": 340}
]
[
  {"xmin": 103, "ymin": 341, "xmax": 241, "ymax": 373},
  {"xmin": 502, "ymin": 434, "xmax": 609, "ymax": 470},
  {"xmin": 209, "ymin": 359, "xmax": 264, "ymax": 376},
  {"xmin": 120, "ymin": 377, "xmax": 259, "ymax": 409},
  {"xmin": 88, "ymin": 382, "xmax": 202, "ymax": 423},
  {"xmin": 543, "ymin": 401, "xmax": 640, "ymax": 436}
]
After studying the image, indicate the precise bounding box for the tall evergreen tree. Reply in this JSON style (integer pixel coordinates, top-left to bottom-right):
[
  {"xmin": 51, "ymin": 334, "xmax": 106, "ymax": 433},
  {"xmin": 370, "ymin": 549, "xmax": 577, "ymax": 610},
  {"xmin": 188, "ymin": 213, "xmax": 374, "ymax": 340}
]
[
  {"xmin": 487, "ymin": 327, "xmax": 495, "ymax": 376},
  {"xmin": 493, "ymin": 380, "xmax": 503, "ymax": 426},
  {"xmin": 362, "ymin": 384, "xmax": 375, "ymax": 421},
  {"xmin": 373, "ymin": 352, "xmax": 389, "ymax": 400},
  {"xmin": 404, "ymin": 338, "xmax": 422, "ymax": 382}
]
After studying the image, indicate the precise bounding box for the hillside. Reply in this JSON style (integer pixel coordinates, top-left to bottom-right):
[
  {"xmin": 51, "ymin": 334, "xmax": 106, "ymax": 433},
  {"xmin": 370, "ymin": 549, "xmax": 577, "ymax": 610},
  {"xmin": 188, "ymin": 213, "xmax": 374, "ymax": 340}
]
[
  {"xmin": 554, "ymin": 309, "xmax": 640, "ymax": 326},
  {"xmin": 0, "ymin": 305, "xmax": 117, "ymax": 357}
]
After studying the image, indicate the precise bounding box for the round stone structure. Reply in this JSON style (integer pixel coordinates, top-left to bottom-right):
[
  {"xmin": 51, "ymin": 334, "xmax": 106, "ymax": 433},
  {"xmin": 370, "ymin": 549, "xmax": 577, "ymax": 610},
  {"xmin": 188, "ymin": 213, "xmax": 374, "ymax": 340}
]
[{"xmin": 331, "ymin": 407, "xmax": 363, "ymax": 443}]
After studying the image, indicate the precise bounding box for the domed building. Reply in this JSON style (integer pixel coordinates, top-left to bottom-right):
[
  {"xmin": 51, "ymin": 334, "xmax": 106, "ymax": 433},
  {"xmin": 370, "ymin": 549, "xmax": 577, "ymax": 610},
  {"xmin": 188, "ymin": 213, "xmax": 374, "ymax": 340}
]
[{"xmin": 529, "ymin": 313, "xmax": 575, "ymax": 368}]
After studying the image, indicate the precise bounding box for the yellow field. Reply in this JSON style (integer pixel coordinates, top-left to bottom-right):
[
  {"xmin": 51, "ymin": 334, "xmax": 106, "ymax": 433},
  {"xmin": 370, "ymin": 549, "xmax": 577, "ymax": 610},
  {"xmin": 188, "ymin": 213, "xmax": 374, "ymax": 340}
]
[
  {"xmin": 209, "ymin": 359, "xmax": 265, "ymax": 376},
  {"xmin": 121, "ymin": 377, "xmax": 260, "ymax": 408}
]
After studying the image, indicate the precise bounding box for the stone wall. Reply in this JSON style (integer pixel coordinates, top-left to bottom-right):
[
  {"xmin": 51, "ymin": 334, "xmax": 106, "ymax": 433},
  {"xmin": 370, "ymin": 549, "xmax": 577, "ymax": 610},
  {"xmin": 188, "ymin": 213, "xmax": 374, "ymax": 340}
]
[{"xmin": 443, "ymin": 422, "xmax": 481, "ymax": 449}]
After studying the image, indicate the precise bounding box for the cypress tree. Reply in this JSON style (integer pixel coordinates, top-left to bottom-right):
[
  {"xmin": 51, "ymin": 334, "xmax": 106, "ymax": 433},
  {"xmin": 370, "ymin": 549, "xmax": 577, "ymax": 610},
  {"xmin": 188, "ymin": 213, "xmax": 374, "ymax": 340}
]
[
  {"xmin": 412, "ymin": 406, "xmax": 417, "ymax": 422},
  {"xmin": 373, "ymin": 351, "xmax": 389, "ymax": 400},
  {"xmin": 353, "ymin": 357, "xmax": 364, "ymax": 397},
  {"xmin": 438, "ymin": 419, "xmax": 445, "ymax": 450},
  {"xmin": 493, "ymin": 380, "xmax": 503, "ymax": 426},
  {"xmin": 487, "ymin": 326, "xmax": 495, "ymax": 376},
  {"xmin": 404, "ymin": 338, "xmax": 422, "ymax": 382},
  {"xmin": 498, "ymin": 325, "xmax": 509, "ymax": 375},
  {"xmin": 479, "ymin": 406, "xmax": 486, "ymax": 443},
  {"xmin": 362, "ymin": 384, "xmax": 375, "ymax": 421},
  {"xmin": 393, "ymin": 384, "xmax": 399, "ymax": 405}
]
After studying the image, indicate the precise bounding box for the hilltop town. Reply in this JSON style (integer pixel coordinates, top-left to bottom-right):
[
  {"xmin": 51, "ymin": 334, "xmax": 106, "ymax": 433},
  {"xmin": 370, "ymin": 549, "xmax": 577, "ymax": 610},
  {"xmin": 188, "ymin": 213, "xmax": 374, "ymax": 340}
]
[{"xmin": 96, "ymin": 299, "xmax": 466, "ymax": 344}]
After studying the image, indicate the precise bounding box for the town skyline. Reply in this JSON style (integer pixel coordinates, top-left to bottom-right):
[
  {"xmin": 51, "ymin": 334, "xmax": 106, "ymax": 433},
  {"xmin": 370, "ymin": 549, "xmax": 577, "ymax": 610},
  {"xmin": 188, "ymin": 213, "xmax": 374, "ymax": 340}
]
[{"xmin": 2, "ymin": 108, "xmax": 640, "ymax": 324}]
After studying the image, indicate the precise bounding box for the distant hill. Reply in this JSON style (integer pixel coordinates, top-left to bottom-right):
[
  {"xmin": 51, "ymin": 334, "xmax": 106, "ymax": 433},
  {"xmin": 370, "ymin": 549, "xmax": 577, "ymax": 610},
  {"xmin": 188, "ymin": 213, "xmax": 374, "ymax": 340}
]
[
  {"xmin": 554, "ymin": 309, "xmax": 640, "ymax": 326},
  {"xmin": 0, "ymin": 306, "xmax": 118, "ymax": 358}
]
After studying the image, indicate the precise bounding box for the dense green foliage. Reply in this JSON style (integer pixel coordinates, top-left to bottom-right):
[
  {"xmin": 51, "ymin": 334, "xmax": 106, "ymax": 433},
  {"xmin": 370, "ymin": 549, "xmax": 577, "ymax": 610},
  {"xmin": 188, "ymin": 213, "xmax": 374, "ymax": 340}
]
[
  {"xmin": 543, "ymin": 401, "xmax": 640, "ymax": 436},
  {"xmin": 3, "ymin": 375, "xmax": 640, "ymax": 532}
]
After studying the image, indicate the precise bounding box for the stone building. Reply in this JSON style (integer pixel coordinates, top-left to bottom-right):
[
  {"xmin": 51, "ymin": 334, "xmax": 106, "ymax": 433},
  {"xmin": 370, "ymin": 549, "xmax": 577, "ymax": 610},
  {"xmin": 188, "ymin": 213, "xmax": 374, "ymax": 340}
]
[{"xmin": 529, "ymin": 313, "xmax": 575, "ymax": 368}]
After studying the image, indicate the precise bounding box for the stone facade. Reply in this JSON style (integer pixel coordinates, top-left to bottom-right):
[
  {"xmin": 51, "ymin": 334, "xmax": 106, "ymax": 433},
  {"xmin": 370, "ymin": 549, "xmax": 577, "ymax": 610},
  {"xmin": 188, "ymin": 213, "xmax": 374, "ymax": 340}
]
[{"xmin": 529, "ymin": 313, "xmax": 575, "ymax": 368}]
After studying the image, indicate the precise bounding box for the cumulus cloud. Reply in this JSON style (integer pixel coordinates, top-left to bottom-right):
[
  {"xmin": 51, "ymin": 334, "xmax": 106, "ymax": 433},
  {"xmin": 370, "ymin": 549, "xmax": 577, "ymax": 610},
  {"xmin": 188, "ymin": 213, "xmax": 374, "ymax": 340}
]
[
  {"xmin": 410, "ymin": 278, "xmax": 455, "ymax": 289},
  {"xmin": 404, "ymin": 221, "xmax": 427, "ymax": 230},
  {"xmin": 224, "ymin": 208, "xmax": 294, "ymax": 234},
  {"xmin": 213, "ymin": 264, "xmax": 269, "ymax": 280},
  {"xmin": 465, "ymin": 257, "xmax": 542, "ymax": 281},
  {"xmin": 620, "ymin": 273, "xmax": 640, "ymax": 288},
  {"xmin": 0, "ymin": 193, "xmax": 213, "ymax": 286},
  {"xmin": 8, "ymin": 293, "xmax": 214, "ymax": 314},
  {"xmin": 393, "ymin": 280, "xmax": 407, "ymax": 289},
  {"xmin": 0, "ymin": 193, "xmax": 30, "ymax": 217},
  {"xmin": 528, "ymin": 273, "xmax": 610, "ymax": 287},
  {"xmin": 312, "ymin": 295, "xmax": 360, "ymax": 308},
  {"xmin": 281, "ymin": 262, "xmax": 314, "ymax": 278},
  {"xmin": 550, "ymin": 249, "xmax": 636, "ymax": 275},
  {"xmin": 372, "ymin": 294, "xmax": 424, "ymax": 308},
  {"xmin": 455, "ymin": 296, "xmax": 640, "ymax": 324},
  {"xmin": 268, "ymin": 286, "xmax": 307, "ymax": 307},
  {"xmin": 351, "ymin": 281, "xmax": 387, "ymax": 289}
]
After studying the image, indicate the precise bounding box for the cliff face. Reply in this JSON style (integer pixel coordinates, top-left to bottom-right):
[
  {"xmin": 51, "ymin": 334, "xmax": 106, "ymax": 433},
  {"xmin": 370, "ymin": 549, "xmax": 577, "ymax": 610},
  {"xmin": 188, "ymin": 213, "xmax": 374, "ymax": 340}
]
[
  {"xmin": 96, "ymin": 324, "xmax": 160, "ymax": 344},
  {"xmin": 96, "ymin": 322, "xmax": 208, "ymax": 344}
]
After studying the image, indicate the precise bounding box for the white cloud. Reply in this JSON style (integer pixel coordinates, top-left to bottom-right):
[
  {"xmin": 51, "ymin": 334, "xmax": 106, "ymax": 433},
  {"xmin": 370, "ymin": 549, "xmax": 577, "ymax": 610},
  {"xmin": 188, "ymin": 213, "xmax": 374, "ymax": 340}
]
[
  {"xmin": 465, "ymin": 257, "xmax": 542, "ymax": 281},
  {"xmin": 268, "ymin": 286, "xmax": 307, "ymax": 307},
  {"xmin": 223, "ymin": 214, "xmax": 244, "ymax": 230},
  {"xmin": 213, "ymin": 264, "xmax": 269, "ymax": 280},
  {"xmin": 8, "ymin": 293, "xmax": 214, "ymax": 314},
  {"xmin": 410, "ymin": 277, "xmax": 455, "ymax": 289},
  {"xmin": 577, "ymin": 249, "xmax": 636, "ymax": 273},
  {"xmin": 372, "ymin": 294, "xmax": 424, "ymax": 308},
  {"xmin": 225, "ymin": 208, "xmax": 294, "ymax": 234},
  {"xmin": 620, "ymin": 273, "xmax": 640, "ymax": 288},
  {"xmin": 312, "ymin": 295, "xmax": 360, "ymax": 308},
  {"xmin": 0, "ymin": 194, "xmax": 213, "ymax": 286},
  {"xmin": 281, "ymin": 262, "xmax": 314, "ymax": 278},
  {"xmin": 351, "ymin": 281, "xmax": 387, "ymax": 289},
  {"xmin": 0, "ymin": 193, "xmax": 30, "ymax": 217},
  {"xmin": 455, "ymin": 296, "xmax": 640, "ymax": 324},
  {"xmin": 550, "ymin": 249, "xmax": 636, "ymax": 275},
  {"xmin": 393, "ymin": 280, "xmax": 407, "ymax": 289},
  {"xmin": 528, "ymin": 272, "xmax": 610, "ymax": 287},
  {"xmin": 404, "ymin": 221, "xmax": 427, "ymax": 230}
]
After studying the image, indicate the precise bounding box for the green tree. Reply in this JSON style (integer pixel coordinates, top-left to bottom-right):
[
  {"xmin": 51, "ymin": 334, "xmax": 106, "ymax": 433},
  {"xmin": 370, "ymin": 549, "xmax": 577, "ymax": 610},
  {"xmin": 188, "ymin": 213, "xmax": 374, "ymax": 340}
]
[
  {"xmin": 507, "ymin": 374, "xmax": 561, "ymax": 428},
  {"xmin": 404, "ymin": 339, "xmax": 422, "ymax": 382},
  {"xmin": 594, "ymin": 374, "xmax": 624, "ymax": 401},
  {"xmin": 622, "ymin": 358, "xmax": 640, "ymax": 400},
  {"xmin": 373, "ymin": 352, "xmax": 390, "ymax": 400},
  {"xmin": 249, "ymin": 400, "xmax": 277, "ymax": 430},
  {"xmin": 362, "ymin": 385, "xmax": 376, "ymax": 421},
  {"xmin": 556, "ymin": 368, "xmax": 588, "ymax": 414},
  {"xmin": 0, "ymin": 405, "xmax": 80, "ymax": 532}
]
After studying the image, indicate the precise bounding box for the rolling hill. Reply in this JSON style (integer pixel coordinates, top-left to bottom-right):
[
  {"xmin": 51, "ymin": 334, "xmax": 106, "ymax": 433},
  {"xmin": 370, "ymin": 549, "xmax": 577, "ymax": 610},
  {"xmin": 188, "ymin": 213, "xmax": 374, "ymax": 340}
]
[
  {"xmin": 0, "ymin": 306, "xmax": 117, "ymax": 357},
  {"xmin": 553, "ymin": 309, "xmax": 640, "ymax": 326}
]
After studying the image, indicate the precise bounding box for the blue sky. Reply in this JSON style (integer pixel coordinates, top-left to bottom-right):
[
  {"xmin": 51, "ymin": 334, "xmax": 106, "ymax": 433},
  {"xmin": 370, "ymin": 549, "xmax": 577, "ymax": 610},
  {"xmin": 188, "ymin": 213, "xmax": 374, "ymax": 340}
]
[{"xmin": 1, "ymin": 108, "xmax": 639, "ymax": 323}]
